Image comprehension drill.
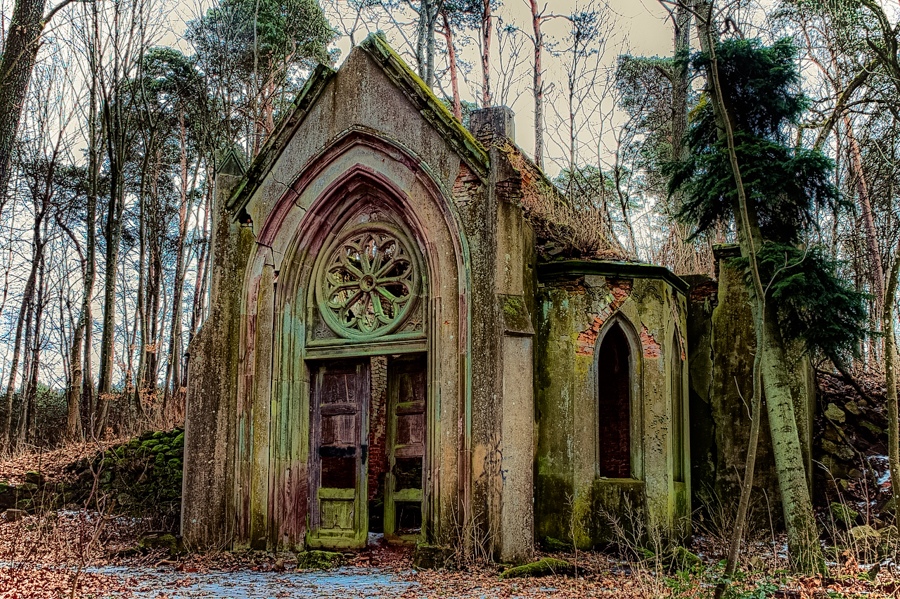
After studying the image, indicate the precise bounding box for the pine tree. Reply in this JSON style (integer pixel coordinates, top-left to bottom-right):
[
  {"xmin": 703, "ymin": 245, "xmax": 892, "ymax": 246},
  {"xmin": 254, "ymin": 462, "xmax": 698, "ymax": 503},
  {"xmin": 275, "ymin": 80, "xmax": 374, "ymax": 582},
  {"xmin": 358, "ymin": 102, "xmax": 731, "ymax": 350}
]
[{"xmin": 669, "ymin": 37, "xmax": 867, "ymax": 573}]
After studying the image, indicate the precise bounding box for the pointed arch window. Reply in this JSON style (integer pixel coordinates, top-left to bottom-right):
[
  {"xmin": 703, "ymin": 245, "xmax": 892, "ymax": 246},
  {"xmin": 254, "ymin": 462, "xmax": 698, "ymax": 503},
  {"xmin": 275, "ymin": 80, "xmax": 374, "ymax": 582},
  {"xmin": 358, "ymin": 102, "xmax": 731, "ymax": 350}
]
[
  {"xmin": 671, "ymin": 341, "xmax": 685, "ymax": 483},
  {"xmin": 597, "ymin": 322, "xmax": 632, "ymax": 478}
]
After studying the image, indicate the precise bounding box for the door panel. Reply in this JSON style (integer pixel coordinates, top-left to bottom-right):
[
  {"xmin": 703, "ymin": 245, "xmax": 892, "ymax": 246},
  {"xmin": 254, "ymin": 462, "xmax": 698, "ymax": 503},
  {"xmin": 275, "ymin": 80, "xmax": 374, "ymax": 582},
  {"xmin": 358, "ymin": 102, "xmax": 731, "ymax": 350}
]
[
  {"xmin": 308, "ymin": 360, "xmax": 369, "ymax": 548},
  {"xmin": 385, "ymin": 355, "xmax": 426, "ymax": 543}
]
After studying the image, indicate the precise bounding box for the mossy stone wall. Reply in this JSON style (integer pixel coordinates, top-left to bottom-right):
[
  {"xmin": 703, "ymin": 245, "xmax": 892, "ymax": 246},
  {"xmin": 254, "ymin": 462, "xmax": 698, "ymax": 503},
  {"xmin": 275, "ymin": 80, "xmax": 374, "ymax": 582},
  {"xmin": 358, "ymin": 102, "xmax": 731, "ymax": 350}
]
[
  {"xmin": 685, "ymin": 246, "xmax": 814, "ymax": 526},
  {"xmin": 535, "ymin": 263, "xmax": 690, "ymax": 548}
]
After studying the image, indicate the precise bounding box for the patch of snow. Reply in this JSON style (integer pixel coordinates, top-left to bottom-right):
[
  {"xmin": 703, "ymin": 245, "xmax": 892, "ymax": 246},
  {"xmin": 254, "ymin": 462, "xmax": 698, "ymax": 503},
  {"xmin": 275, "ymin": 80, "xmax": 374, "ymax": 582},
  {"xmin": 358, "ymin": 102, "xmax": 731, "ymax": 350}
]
[{"xmin": 88, "ymin": 565, "xmax": 415, "ymax": 598}]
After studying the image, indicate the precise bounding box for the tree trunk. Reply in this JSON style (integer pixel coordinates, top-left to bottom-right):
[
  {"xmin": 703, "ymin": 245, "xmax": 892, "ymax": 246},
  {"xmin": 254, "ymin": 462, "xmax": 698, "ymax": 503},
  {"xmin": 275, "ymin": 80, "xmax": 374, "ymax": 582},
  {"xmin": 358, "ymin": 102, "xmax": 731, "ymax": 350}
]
[
  {"xmin": 2, "ymin": 242, "xmax": 38, "ymax": 452},
  {"xmin": 82, "ymin": 5, "xmax": 100, "ymax": 436},
  {"xmin": 19, "ymin": 252, "xmax": 44, "ymax": 446},
  {"xmin": 189, "ymin": 167, "xmax": 213, "ymax": 342},
  {"xmin": 0, "ymin": 0, "xmax": 48, "ymax": 216},
  {"xmin": 57, "ymin": 209, "xmax": 88, "ymax": 442},
  {"xmin": 67, "ymin": 288, "xmax": 86, "ymax": 441},
  {"xmin": 843, "ymin": 114, "xmax": 884, "ymax": 362},
  {"xmin": 440, "ymin": 12, "xmax": 462, "ymax": 121},
  {"xmin": 697, "ymin": 0, "xmax": 824, "ymax": 574},
  {"xmin": 163, "ymin": 113, "xmax": 191, "ymax": 416},
  {"xmin": 671, "ymin": 1, "xmax": 691, "ymax": 163},
  {"xmin": 481, "ymin": 0, "xmax": 491, "ymax": 107},
  {"xmin": 529, "ymin": 0, "xmax": 544, "ymax": 169},
  {"xmin": 96, "ymin": 96, "xmax": 127, "ymax": 434},
  {"xmin": 884, "ymin": 237, "xmax": 900, "ymax": 512},
  {"xmin": 757, "ymin": 303, "xmax": 819, "ymax": 568}
]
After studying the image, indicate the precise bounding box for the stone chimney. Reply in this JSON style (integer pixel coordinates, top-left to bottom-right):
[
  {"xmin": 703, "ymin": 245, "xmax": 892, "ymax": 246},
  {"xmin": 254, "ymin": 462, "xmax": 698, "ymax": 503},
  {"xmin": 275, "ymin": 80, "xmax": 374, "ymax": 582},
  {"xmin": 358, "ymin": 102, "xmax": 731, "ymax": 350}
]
[{"xmin": 469, "ymin": 106, "xmax": 515, "ymax": 145}]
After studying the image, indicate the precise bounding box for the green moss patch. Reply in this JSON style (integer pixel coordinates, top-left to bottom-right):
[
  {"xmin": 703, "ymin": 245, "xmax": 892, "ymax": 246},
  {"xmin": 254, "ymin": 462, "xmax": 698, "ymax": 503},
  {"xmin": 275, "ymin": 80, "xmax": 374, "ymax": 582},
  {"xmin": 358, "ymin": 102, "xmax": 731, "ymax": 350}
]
[
  {"xmin": 295, "ymin": 550, "xmax": 346, "ymax": 570},
  {"xmin": 499, "ymin": 558, "xmax": 574, "ymax": 579},
  {"xmin": 60, "ymin": 428, "xmax": 185, "ymax": 522}
]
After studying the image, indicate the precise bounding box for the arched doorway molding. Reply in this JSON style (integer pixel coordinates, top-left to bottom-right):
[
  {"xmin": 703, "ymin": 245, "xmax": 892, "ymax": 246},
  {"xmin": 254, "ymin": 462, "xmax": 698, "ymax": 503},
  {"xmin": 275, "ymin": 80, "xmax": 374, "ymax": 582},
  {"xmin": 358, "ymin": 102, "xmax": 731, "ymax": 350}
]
[
  {"xmin": 236, "ymin": 130, "xmax": 472, "ymax": 550},
  {"xmin": 593, "ymin": 313, "xmax": 644, "ymax": 481}
]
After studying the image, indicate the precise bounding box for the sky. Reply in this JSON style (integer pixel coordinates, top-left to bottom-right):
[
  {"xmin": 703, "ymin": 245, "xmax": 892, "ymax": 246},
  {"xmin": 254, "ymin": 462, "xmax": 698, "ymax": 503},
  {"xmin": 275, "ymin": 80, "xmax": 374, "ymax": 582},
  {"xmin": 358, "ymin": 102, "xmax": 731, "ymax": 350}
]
[{"xmin": 321, "ymin": 0, "xmax": 676, "ymax": 168}]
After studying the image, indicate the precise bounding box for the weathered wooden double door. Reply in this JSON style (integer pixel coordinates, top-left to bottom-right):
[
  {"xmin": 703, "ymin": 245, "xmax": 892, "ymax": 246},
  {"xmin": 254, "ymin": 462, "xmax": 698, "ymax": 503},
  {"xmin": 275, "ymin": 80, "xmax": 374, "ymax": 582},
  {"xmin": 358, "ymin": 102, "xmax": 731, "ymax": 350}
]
[{"xmin": 307, "ymin": 356, "xmax": 426, "ymax": 549}]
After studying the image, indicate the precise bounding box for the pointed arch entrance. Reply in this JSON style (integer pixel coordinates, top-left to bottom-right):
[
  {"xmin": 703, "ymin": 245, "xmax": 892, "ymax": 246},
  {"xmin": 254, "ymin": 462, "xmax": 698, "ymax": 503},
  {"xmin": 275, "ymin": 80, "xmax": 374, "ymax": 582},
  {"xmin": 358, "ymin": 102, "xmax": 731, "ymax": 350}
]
[
  {"xmin": 236, "ymin": 132, "xmax": 471, "ymax": 552},
  {"xmin": 303, "ymin": 194, "xmax": 429, "ymax": 548}
]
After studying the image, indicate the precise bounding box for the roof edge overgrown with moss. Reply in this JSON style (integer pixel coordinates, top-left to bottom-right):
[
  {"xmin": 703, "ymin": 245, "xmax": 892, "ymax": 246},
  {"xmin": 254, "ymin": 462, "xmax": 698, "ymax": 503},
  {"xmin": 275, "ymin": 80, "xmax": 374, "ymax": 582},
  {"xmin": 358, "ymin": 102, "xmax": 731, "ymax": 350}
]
[{"xmin": 225, "ymin": 33, "xmax": 491, "ymax": 216}]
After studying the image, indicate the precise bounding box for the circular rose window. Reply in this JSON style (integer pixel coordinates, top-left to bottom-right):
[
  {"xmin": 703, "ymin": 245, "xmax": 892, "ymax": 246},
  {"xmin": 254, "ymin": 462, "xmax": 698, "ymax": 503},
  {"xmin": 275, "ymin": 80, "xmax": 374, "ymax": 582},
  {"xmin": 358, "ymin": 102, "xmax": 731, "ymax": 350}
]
[{"xmin": 315, "ymin": 222, "xmax": 421, "ymax": 340}]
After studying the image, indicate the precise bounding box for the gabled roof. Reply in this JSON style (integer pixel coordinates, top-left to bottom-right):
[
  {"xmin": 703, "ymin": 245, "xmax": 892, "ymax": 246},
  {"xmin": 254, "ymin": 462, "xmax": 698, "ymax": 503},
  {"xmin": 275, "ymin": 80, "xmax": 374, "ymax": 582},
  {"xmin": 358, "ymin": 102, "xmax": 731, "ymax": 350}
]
[{"xmin": 226, "ymin": 33, "xmax": 490, "ymax": 213}]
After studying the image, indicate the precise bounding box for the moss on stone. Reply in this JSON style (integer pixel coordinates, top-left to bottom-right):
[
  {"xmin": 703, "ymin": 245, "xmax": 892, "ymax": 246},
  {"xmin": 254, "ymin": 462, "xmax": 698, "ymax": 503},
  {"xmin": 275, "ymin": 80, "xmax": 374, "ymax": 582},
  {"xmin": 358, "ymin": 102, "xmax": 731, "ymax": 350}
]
[
  {"xmin": 829, "ymin": 502, "xmax": 858, "ymax": 527},
  {"xmin": 139, "ymin": 532, "xmax": 185, "ymax": 556},
  {"xmin": 412, "ymin": 544, "xmax": 451, "ymax": 570},
  {"xmin": 499, "ymin": 557, "xmax": 574, "ymax": 579},
  {"xmin": 540, "ymin": 537, "xmax": 573, "ymax": 552},
  {"xmin": 669, "ymin": 546, "xmax": 702, "ymax": 570},
  {"xmin": 358, "ymin": 33, "xmax": 489, "ymax": 176},
  {"xmin": 295, "ymin": 550, "xmax": 346, "ymax": 570}
]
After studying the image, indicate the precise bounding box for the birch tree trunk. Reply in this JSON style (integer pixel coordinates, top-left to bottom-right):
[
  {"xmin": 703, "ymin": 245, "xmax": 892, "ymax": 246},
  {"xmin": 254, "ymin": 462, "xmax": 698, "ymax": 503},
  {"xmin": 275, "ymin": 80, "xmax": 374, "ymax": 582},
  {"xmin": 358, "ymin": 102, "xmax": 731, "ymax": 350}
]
[{"xmin": 529, "ymin": 0, "xmax": 544, "ymax": 169}]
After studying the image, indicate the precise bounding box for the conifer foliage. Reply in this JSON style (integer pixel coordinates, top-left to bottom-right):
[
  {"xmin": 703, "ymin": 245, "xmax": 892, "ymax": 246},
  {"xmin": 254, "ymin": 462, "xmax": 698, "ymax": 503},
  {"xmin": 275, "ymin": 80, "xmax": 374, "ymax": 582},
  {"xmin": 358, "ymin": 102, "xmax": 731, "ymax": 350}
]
[{"xmin": 668, "ymin": 38, "xmax": 867, "ymax": 363}]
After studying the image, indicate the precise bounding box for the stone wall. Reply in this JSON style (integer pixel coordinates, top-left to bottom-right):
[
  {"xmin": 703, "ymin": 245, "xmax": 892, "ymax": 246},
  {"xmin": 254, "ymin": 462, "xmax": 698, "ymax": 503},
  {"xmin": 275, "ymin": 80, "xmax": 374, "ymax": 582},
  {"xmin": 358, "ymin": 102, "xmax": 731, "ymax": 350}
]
[
  {"xmin": 534, "ymin": 261, "xmax": 690, "ymax": 548},
  {"xmin": 685, "ymin": 245, "xmax": 815, "ymax": 527}
]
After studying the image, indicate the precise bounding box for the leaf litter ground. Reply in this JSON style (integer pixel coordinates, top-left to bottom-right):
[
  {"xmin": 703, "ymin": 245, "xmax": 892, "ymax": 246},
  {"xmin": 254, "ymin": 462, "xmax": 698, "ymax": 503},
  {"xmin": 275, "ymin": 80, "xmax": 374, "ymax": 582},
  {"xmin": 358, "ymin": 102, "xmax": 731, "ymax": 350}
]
[{"xmin": 1, "ymin": 442, "xmax": 898, "ymax": 598}]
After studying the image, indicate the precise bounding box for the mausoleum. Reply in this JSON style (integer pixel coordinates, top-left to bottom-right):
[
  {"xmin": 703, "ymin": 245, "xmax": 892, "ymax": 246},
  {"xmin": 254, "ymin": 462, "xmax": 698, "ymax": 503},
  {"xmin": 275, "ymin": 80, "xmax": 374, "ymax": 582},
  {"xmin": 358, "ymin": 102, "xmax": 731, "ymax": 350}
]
[{"xmin": 181, "ymin": 33, "xmax": 692, "ymax": 563}]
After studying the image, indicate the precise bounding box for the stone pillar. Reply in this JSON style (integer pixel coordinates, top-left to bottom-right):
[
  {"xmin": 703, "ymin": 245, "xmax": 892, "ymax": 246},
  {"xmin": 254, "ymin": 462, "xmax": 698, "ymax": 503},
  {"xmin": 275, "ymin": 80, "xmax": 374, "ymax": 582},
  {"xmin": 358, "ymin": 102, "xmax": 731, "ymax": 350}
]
[
  {"xmin": 469, "ymin": 105, "xmax": 536, "ymax": 563},
  {"xmin": 248, "ymin": 260, "xmax": 275, "ymax": 548},
  {"xmin": 182, "ymin": 152, "xmax": 252, "ymax": 549},
  {"xmin": 470, "ymin": 106, "xmax": 516, "ymax": 145}
]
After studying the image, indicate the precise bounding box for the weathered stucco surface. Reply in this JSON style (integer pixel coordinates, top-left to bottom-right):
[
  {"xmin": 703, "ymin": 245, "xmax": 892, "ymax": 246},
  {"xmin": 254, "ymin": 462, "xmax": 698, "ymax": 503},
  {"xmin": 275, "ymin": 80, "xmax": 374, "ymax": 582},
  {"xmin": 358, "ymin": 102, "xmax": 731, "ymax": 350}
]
[
  {"xmin": 183, "ymin": 35, "xmax": 541, "ymax": 564},
  {"xmin": 181, "ymin": 168, "xmax": 253, "ymax": 549},
  {"xmin": 535, "ymin": 263, "xmax": 690, "ymax": 548}
]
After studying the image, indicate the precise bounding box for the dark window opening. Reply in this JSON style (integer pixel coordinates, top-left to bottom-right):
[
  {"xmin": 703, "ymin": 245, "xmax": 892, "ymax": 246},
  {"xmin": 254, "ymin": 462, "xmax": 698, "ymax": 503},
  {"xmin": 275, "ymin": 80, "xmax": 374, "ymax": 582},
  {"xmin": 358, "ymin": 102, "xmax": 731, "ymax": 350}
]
[
  {"xmin": 672, "ymin": 345, "xmax": 685, "ymax": 483},
  {"xmin": 321, "ymin": 456, "xmax": 356, "ymax": 488},
  {"xmin": 394, "ymin": 457, "xmax": 423, "ymax": 490},
  {"xmin": 396, "ymin": 502, "xmax": 422, "ymax": 534},
  {"xmin": 597, "ymin": 323, "xmax": 632, "ymax": 478}
]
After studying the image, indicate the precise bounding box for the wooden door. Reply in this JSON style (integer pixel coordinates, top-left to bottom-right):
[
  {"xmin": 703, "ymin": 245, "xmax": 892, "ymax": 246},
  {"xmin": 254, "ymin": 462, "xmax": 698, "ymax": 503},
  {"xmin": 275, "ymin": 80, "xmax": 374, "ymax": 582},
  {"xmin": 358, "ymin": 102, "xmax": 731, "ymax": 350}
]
[
  {"xmin": 385, "ymin": 355, "xmax": 426, "ymax": 543},
  {"xmin": 308, "ymin": 360, "xmax": 370, "ymax": 549}
]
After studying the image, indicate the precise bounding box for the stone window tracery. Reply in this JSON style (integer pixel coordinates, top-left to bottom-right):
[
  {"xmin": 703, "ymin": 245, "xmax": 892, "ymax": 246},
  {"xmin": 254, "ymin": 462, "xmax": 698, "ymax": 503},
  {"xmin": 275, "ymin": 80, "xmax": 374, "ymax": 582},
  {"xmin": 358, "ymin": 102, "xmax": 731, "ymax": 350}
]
[{"xmin": 315, "ymin": 222, "xmax": 422, "ymax": 341}]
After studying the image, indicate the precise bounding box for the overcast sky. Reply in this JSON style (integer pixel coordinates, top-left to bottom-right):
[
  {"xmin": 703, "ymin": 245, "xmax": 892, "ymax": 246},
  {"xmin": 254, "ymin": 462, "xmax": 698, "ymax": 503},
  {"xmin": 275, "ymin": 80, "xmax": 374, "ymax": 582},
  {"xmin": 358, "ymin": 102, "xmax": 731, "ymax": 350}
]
[{"xmin": 321, "ymin": 0, "xmax": 676, "ymax": 167}]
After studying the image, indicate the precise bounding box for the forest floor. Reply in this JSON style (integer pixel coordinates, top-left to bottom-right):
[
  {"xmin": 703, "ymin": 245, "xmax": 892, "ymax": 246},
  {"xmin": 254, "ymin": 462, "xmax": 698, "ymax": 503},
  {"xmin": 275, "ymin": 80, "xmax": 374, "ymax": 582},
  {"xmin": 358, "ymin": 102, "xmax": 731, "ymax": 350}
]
[{"xmin": 0, "ymin": 442, "xmax": 898, "ymax": 598}]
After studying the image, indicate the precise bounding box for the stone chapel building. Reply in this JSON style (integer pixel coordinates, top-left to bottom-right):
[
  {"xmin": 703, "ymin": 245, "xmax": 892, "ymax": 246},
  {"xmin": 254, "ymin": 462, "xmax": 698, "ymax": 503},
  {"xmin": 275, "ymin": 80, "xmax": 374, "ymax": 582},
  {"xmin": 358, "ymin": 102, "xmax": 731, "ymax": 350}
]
[{"xmin": 182, "ymin": 34, "xmax": 800, "ymax": 564}]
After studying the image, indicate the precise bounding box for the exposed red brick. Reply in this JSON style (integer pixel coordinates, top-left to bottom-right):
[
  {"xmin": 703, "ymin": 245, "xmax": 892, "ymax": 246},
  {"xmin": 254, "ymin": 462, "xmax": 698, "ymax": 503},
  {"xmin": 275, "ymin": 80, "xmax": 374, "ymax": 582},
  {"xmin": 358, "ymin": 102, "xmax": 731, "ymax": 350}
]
[
  {"xmin": 640, "ymin": 325, "xmax": 661, "ymax": 359},
  {"xmin": 608, "ymin": 278, "xmax": 633, "ymax": 303},
  {"xmin": 690, "ymin": 279, "xmax": 718, "ymax": 304},
  {"xmin": 452, "ymin": 163, "xmax": 480, "ymax": 199},
  {"xmin": 576, "ymin": 316, "xmax": 603, "ymax": 356},
  {"xmin": 368, "ymin": 356, "xmax": 388, "ymax": 502},
  {"xmin": 575, "ymin": 280, "xmax": 632, "ymax": 356}
]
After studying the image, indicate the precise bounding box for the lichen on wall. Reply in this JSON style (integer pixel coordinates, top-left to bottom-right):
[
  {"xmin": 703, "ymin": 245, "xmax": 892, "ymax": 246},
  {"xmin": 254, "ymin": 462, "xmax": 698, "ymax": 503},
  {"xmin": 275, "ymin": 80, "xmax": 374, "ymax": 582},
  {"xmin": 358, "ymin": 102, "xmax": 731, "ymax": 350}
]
[
  {"xmin": 684, "ymin": 247, "xmax": 815, "ymax": 527},
  {"xmin": 535, "ymin": 261, "xmax": 690, "ymax": 548}
]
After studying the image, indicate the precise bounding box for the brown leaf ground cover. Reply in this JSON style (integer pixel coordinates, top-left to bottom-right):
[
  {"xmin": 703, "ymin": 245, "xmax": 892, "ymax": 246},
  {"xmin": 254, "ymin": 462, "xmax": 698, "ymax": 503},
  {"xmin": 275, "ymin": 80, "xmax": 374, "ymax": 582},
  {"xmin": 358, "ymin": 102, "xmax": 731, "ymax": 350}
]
[
  {"xmin": 0, "ymin": 439, "xmax": 127, "ymax": 487},
  {"xmin": 1, "ymin": 444, "xmax": 898, "ymax": 598},
  {"xmin": 0, "ymin": 510, "xmax": 896, "ymax": 598}
]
